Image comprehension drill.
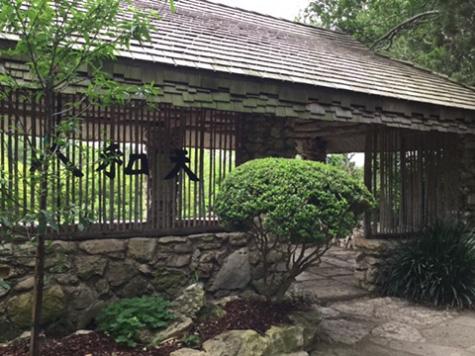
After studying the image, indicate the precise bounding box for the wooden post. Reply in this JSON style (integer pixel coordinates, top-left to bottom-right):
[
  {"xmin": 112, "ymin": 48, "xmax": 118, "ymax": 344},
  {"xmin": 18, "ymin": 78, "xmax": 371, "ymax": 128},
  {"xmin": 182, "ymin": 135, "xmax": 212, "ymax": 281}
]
[
  {"xmin": 147, "ymin": 125, "xmax": 182, "ymax": 229},
  {"xmin": 298, "ymin": 137, "xmax": 327, "ymax": 162},
  {"xmin": 364, "ymin": 128, "xmax": 373, "ymax": 238}
]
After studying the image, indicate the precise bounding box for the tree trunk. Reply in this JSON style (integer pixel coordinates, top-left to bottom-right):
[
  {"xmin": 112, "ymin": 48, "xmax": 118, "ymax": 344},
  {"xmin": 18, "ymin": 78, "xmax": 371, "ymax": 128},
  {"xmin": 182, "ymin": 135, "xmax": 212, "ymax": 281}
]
[
  {"xmin": 29, "ymin": 234, "xmax": 45, "ymax": 356},
  {"xmin": 30, "ymin": 90, "xmax": 54, "ymax": 356}
]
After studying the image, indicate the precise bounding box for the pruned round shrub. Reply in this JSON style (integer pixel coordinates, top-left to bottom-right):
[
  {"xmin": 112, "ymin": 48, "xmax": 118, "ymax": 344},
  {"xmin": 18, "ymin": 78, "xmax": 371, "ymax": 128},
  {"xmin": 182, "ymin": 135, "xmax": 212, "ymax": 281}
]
[
  {"xmin": 376, "ymin": 221, "xmax": 475, "ymax": 308},
  {"xmin": 96, "ymin": 296, "xmax": 175, "ymax": 347},
  {"xmin": 216, "ymin": 158, "xmax": 373, "ymax": 244},
  {"xmin": 215, "ymin": 158, "xmax": 374, "ymax": 300}
]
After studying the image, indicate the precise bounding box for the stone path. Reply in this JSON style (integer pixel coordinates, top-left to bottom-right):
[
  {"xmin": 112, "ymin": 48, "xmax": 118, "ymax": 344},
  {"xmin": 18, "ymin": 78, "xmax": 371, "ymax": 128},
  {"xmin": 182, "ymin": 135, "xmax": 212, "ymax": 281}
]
[
  {"xmin": 294, "ymin": 247, "xmax": 368, "ymax": 303},
  {"xmin": 294, "ymin": 247, "xmax": 475, "ymax": 356}
]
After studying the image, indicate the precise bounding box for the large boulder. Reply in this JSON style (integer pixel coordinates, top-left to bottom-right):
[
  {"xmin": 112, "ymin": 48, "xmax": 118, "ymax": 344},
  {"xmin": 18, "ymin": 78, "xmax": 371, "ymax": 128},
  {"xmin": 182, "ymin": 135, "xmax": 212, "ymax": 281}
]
[
  {"xmin": 209, "ymin": 248, "xmax": 251, "ymax": 292},
  {"xmin": 6, "ymin": 285, "xmax": 65, "ymax": 329},
  {"xmin": 75, "ymin": 255, "xmax": 108, "ymax": 280},
  {"xmin": 152, "ymin": 267, "xmax": 190, "ymax": 298},
  {"xmin": 288, "ymin": 309, "xmax": 321, "ymax": 347},
  {"xmin": 195, "ymin": 312, "xmax": 311, "ymax": 355},
  {"xmin": 128, "ymin": 238, "xmax": 157, "ymax": 262},
  {"xmin": 171, "ymin": 283, "xmax": 205, "ymax": 319},
  {"xmin": 263, "ymin": 325, "xmax": 305, "ymax": 355},
  {"xmin": 200, "ymin": 327, "xmax": 309, "ymax": 356},
  {"xmin": 78, "ymin": 239, "xmax": 126, "ymax": 255},
  {"xmin": 65, "ymin": 284, "xmax": 98, "ymax": 311},
  {"xmin": 151, "ymin": 317, "xmax": 193, "ymax": 345},
  {"xmin": 106, "ymin": 261, "xmax": 137, "ymax": 288},
  {"xmin": 202, "ymin": 330, "xmax": 269, "ymax": 356},
  {"xmin": 150, "ymin": 284, "xmax": 205, "ymax": 345}
]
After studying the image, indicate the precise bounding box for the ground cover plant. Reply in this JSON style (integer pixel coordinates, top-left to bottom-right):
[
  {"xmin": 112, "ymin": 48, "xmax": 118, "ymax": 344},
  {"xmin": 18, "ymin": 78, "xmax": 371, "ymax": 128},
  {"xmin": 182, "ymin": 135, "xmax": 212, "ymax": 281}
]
[
  {"xmin": 377, "ymin": 221, "xmax": 475, "ymax": 308},
  {"xmin": 0, "ymin": 298, "xmax": 298, "ymax": 355},
  {"xmin": 215, "ymin": 158, "xmax": 374, "ymax": 301},
  {"xmin": 96, "ymin": 296, "xmax": 175, "ymax": 347}
]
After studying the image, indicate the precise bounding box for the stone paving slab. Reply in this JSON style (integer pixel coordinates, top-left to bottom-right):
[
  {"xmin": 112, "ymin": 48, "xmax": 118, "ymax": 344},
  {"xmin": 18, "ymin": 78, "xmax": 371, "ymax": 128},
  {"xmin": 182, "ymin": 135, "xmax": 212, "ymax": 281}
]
[
  {"xmin": 311, "ymin": 342, "xmax": 419, "ymax": 356},
  {"xmin": 318, "ymin": 319, "xmax": 374, "ymax": 345},
  {"xmin": 294, "ymin": 279, "xmax": 368, "ymax": 303},
  {"xmin": 372, "ymin": 337, "xmax": 475, "ymax": 356},
  {"xmin": 299, "ymin": 247, "xmax": 475, "ymax": 356},
  {"xmin": 295, "ymin": 271, "xmax": 327, "ymax": 282},
  {"xmin": 313, "ymin": 267, "xmax": 354, "ymax": 277},
  {"xmin": 452, "ymin": 313, "xmax": 475, "ymax": 328},
  {"xmin": 294, "ymin": 247, "xmax": 368, "ymax": 304},
  {"xmin": 421, "ymin": 320, "xmax": 475, "ymax": 349},
  {"xmin": 311, "ymin": 297, "xmax": 475, "ymax": 355},
  {"xmin": 330, "ymin": 275, "xmax": 357, "ymax": 286},
  {"xmin": 320, "ymin": 257, "xmax": 356, "ymax": 269}
]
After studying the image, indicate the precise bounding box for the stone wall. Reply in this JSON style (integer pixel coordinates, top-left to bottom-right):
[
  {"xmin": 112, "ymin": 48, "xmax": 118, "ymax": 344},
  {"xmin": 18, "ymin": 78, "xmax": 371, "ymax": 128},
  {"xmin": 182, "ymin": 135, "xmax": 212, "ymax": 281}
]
[
  {"xmin": 236, "ymin": 116, "xmax": 296, "ymax": 165},
  {"xmin": 353, "ymin": 232, "xmax": 399, "ymax": 291},
  {"xmin": 0, "ymin": 232, "xmax": 262, "ymax": 341}
]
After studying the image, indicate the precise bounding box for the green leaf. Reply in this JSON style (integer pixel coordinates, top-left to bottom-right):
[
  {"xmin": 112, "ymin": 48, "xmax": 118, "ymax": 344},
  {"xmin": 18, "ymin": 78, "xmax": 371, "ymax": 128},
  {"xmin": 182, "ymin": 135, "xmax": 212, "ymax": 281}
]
[
  {"xmin": 97, "ymin": 296, "xmax": 175, "ymax": 346},
  {"xmin": 169, "ymin": 0, "xmax": 176, "ymax": 13}
]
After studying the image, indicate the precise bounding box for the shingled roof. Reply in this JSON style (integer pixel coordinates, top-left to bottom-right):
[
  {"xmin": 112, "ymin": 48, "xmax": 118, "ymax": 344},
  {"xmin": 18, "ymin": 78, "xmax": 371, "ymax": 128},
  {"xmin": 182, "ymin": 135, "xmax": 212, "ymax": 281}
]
[{"xmin": 116, "ymin": 0, "xmax": 475, "ymax": 112}]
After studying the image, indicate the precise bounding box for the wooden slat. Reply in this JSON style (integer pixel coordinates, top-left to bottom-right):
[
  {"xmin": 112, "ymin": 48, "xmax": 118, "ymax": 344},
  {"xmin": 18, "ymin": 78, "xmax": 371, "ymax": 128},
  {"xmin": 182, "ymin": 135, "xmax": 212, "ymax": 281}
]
[
  {"xmin": 365, "ymin": 126, "xmax": 461, "ymax": 237},
  {"xmin": 0, "ymin": 90, "xmax": 239, "ymax": 239}
]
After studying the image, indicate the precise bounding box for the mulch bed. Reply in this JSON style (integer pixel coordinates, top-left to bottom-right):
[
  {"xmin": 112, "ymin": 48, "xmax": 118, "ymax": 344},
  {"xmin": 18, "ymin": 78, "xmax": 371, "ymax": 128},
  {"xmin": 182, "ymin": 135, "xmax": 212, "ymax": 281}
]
[
  {"xmin": 195, "ymin": 298, "xmax": 298, "ymax": 341},
  {"xmin": 0, "ymin": 333, "xmax": 179, "ymax": 356},
  {"xmin": 0, "ymin": 299, "xmax": 298, "ymax": 356}
]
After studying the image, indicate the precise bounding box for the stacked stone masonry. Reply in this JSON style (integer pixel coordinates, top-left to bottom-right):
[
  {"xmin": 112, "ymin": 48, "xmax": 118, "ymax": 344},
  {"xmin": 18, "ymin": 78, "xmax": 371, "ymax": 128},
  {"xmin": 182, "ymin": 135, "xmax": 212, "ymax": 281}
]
[
  {"xmin": 0, "ymin": 232, "xmax": 274, "ymax": 341},
  {"xmin": 236, "ymin": 116, "xmax": 296, "ymax": 165},
  {"xmin": 353, "ymin": 233, "xmax": 399, "ymax": 292}
]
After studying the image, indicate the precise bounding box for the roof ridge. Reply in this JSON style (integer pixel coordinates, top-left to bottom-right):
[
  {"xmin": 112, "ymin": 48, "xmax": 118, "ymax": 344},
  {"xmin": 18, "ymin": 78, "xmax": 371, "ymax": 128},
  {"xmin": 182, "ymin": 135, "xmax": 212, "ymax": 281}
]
[
  {"xmin": 177, "ymin": 0, "xmax": 348, "ymax": 36},
  {"xmin": 188, "ymin": 0, "xmax": 475, "ymax": 93},
  {"xmin": 375, "ymin": 52, "xmax": 475, "ymax": 94},
  {"xmin": 4, "ymin": 0, "xmax": 473, "ymax": 111}
]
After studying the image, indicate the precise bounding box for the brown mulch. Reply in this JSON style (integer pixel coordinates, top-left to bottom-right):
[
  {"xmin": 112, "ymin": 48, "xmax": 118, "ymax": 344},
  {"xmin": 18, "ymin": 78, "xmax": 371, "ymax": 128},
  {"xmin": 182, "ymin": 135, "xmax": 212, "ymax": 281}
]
[
  {"xmin": 195, "ymin": 298, "xmax": 298, "ymax": 341},
  {"xmin": 0, "ymin": 332, "xmax": 179, "ymax": 356},
  {"xmin": 0, "ymin": 299, "xmax": 299, "ymax": 356}
]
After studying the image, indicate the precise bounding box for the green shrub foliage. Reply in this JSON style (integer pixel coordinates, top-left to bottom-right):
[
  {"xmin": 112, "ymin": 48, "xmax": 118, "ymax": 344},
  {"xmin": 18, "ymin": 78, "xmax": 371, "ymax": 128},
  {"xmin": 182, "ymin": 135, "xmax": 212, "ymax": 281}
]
[
  {"xmin": 377, "ymin": 221, "xmax": 475, "ymax": 308},
  {"xmin": 97, "ymin": 296, "xmax": 175, "ymax": 347},
  {"xmin": 215, "ymin": 158, "xmax": 373, "ymax": 244},
  {"xmin": 215, "ymin": 158, "xmax": 373, "ymax": 300}
]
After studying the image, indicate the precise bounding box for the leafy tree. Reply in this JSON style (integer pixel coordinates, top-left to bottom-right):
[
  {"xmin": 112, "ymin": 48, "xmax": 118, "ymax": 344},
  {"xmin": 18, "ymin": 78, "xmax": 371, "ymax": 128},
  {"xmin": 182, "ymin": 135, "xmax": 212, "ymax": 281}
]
[
  {"xmin": 327, "ymin": 153, "xmax": 363, "ymax": 181},
  {"xmin": 0, "ymin": 1, "xmax": 173, "ymax": 354},
  {"xmin": 215, "ymin": 158, "xmax": 374, "ymax": 301},
  {"xmin": 301, "ymin": 0, "xmax": 475, "ymax": 86}
]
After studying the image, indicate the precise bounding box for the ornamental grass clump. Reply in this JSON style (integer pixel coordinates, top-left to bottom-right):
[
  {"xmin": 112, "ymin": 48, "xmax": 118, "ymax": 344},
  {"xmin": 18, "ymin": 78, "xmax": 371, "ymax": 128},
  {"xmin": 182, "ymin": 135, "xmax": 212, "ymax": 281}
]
[
  {"xmin": 377, "ymin": 221, "xmax": 475, "ymax": 308},
  {"xmin": 97, "ymin": 296, "xmax": 175, "ymax": 347},
  {"xmin": 215, "ymin": 158, "xmax": 374, "ymax": 301}
]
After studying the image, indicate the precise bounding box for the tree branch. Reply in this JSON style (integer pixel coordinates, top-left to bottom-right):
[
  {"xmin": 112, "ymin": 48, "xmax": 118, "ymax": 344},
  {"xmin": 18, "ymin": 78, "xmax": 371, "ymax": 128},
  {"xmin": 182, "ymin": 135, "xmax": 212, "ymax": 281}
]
[
  {"xmin": 371, "ymin": 10, "xmax": 440, "ymax": 50},
  {"xmin": 11, "ymin": 3, "xmax": 47, "ymax": 89}
]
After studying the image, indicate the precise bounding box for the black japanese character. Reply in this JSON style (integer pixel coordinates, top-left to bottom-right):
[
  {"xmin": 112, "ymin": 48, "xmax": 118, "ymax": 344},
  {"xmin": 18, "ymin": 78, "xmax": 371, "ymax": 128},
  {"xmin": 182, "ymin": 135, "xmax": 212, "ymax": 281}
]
[
  {"xmin": 164, "ymin": 149, "xmax": 199, "ymax": 182},
  {"xmin": 30, "ymin": 144, "xmax": 83, "ymax": 178},
  {"xmin": 124, "ymin": 153, "xmax": 149, "ymax": 176},
  {"xmin": 97, "ymin": 143, "xmax": 123, "ymax": 179}
]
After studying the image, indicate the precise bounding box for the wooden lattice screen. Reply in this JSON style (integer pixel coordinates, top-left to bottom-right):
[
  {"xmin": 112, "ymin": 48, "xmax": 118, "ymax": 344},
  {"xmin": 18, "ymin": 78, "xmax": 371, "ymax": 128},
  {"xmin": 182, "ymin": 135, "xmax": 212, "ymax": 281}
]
[
  {"xmin": 364, "ymin": 126, "xmax": 461, "ymax": 237},
  {"xmin": 0, "ymin": 90, "xmax": 238, "ymax": 239}
]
